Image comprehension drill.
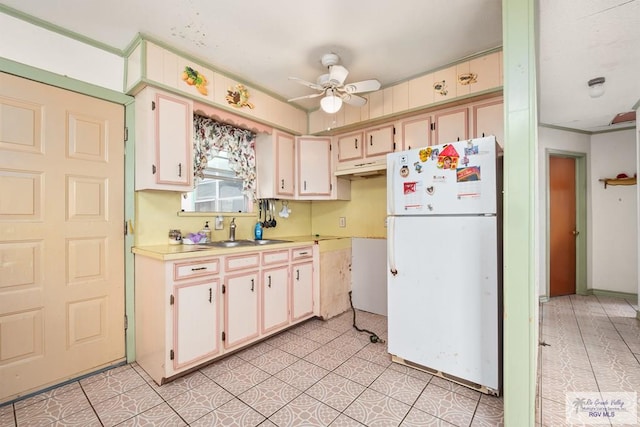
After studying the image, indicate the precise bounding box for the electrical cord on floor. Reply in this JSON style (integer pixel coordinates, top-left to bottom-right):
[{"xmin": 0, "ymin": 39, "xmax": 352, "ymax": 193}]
[{"xmin": 348, "ymin": 291, "xmax": 385, "ymax": 344}]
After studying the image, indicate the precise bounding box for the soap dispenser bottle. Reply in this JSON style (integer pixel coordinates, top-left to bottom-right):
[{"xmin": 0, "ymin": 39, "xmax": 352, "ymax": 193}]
[
  {"xmin": 254, "ymin": 221, "xmax": 263, "ymax": 240},
  {"xmin": 201, "ymin": 221, "xmax": 212, "ymax": 243}
]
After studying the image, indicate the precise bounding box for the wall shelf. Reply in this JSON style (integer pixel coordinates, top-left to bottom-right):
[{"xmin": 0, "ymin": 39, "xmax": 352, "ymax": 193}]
[{"xmin": 598, "ymin": 177, "xmax": 636, "ymax": 189}]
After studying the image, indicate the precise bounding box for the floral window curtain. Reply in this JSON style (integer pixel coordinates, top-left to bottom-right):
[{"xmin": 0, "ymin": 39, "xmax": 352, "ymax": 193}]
[{"xmin": 193, "ymin": 115, "xmax": 257, "ymax": 198}]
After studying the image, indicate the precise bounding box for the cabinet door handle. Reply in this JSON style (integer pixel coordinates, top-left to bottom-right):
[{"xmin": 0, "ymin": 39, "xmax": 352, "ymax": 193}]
[
  {"xmin": 281, "ymin": 179, "xmax": 284, "ymax": 189},
  {"xmin": 304, "ymin": 181, "xmax": 307, "ymax": 191},
  {"xmin": 208, "ymin": 287, "xmax": 212, "ymax": 303},
  {"xmin": 178, "ymin": 163, "xmax": 182, "ymax": 177},
  {"xmin": 355, "ymin": 138, "xmax": 358, "ymax": 149},
  {"xmin": 296, "ymin": 269, "xmax": 300, "ymax": 281},
  {"xmin": 370, "ymin": 135, "xmax": 373, "ymax": 146},
  {"xmin": 251, "ymin": 278, "xmax": 254, "ymax": 292},
  {"xmin": 152, "ymin": 165, "xmax": 156, "ymax": 174},
  {"xmin": 268, "ymin": 275, "xmax": 271, "ymax": 288}
]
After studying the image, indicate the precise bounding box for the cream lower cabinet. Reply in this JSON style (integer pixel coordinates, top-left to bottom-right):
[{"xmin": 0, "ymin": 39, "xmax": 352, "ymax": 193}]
[
  {"xmin": 261, "ymin": 249, "xmax": 291, "ymax": 334},
  {"xmin": 134, "ymin": 244, "xmax": 318, "ymax": 384},
  {"xmin": 135, "ymin": 256, "xmax": 221, "ymax": 384},
  {"xmin": 291, "ymin": 247, "xmax": 315, "ymax": 321}
]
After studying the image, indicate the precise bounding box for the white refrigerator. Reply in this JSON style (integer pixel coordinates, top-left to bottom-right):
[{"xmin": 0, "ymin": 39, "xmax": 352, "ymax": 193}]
[{"xmin": 386, "ymin": 136, "xmax": 502, "ymax": 395}]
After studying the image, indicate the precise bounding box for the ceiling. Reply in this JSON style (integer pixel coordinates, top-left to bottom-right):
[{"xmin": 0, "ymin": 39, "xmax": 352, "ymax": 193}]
[{"xmin": 1, "ymin": 0, "xmax": 638, "ymax": 133}]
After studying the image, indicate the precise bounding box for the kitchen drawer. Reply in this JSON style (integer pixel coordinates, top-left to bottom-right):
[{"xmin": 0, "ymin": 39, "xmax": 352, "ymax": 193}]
[
  {"xmin": 291, "ymin": 246, "xmax": 313, "ymax": 260},
  {"xmin": 173, "ymin": 258, "xmax": 220, "ymax": 281},
  {"xmin": 225, "ymin": 253, "xmax": 260, "ymax": 272},
  {"xmin": 262, "ymin": 249, "xmax": 290, "ymax": 266}
]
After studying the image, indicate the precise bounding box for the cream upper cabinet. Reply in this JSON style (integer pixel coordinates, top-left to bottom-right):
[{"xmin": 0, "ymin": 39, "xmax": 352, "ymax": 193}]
[
  {"xmin": 256, "ymin": 131, "xmax": 296, "ymax": 199},
  {"xmin": 135, "ymin": 87, "xmax": 193, "ymax": 191},
  {"xmin": 297, "ymin": 136, "xmax": 332, "ymax": 197},
  {"xmin": 432, "ymin": 65, "xmax": 458, "ymax": 103},
  {"xmin": 365, "ymin": 124, "xmax": 396, "ymax": 157},
  {"xmin": 433, "ymin": 106, "xmax": 469, "ymax": 145},
  {"xmin": 401, "ymin": 113, "xmax": 432, "ymax": 150},
  {"xmin": 472, "ymin": 98, "xmax": 504, "ymax": 148},
  {"xmin": 337, "ymin": 131, "xmax": 363, "ymax": 162}
]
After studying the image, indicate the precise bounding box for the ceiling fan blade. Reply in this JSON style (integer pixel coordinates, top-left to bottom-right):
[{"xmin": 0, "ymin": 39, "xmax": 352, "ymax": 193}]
[
  {"xmin": 328, "ymin": 65, "xmax": 349, "ymax": 85},
  {"xmin": 341, "ymin": 93, "xmax": 368, "ymax": 107},
  {"xmin": 343, "ymin": 79, "xmax": 381, "ymax": 94},
  {"xmin": 287, "ymin": 92, "xmax": 325, "ymax": 102},
  {"xmin": 288, "ymin": 76, "xmax": 324, "ymax": 91}
]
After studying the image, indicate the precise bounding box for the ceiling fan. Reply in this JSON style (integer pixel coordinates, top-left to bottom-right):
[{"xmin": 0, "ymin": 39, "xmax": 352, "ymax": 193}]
[{"xmin": 287, "ymin": 53, "xmax": 381, "ymax": 113}]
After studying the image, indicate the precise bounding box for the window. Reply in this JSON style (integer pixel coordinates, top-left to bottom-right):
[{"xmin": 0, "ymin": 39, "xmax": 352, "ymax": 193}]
[{"xmin": 181, "ymin": 151, "xmax": 250, "ymax": 213}]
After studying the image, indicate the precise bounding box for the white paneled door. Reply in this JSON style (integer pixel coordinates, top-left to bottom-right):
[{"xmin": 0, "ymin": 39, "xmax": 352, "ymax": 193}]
[{"xmin": 0, "ymin": 73, "xmax": 125, "ymax": 403}]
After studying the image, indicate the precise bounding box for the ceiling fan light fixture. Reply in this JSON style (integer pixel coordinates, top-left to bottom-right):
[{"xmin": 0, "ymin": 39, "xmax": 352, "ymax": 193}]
[
  {"xmin": 588, "ymin": 76, "xmax": 605, "ymax": 98},
  {"xmin": 320, "ymin": 91, "xmax": 343, "ymax": 114}
]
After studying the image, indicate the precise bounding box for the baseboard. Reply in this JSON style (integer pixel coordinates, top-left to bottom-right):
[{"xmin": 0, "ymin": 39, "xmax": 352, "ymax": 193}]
[
  {"xmin": 539, "ymin": 296, "xmax": 550, "ymax": 303},
  {"xmin": 585, "ymin": 288, "xmax": 638, "ymax": 303}
]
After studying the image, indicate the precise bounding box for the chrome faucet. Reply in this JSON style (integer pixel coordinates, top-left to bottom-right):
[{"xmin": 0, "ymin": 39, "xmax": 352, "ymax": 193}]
[{"xmin": 229, "ymin": 218, "xmax": 236, "ymax": 241}]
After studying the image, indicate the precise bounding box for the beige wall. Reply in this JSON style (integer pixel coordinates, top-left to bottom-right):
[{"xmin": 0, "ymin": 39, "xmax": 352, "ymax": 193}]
[
  {"xmin": 311, "ymin": 175, "xmax": 387, "ymax": 238},
  {"xmin": 135, "ymin": 191, "xmax": 312, "ymax": 246}
]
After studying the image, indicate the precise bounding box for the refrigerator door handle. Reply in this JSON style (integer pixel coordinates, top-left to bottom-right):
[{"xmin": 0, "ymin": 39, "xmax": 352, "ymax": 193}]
[
  {"xmin": 387, "ymin": 216, "xmax": 398, "ymax": 275},
  {"xmin": 387, "ymin": 156, "xmax": 396, "ymax": 216}
]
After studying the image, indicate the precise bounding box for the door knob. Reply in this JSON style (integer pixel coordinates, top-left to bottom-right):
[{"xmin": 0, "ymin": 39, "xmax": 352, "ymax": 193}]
[{"xmin": 572, "ymin": 230, "xmax": 580, "ymax": 236}]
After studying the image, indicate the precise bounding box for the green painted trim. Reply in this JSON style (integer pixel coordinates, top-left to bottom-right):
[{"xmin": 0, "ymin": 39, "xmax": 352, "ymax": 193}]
[
  {"xmin": 589, "ymin": 125, "xmax": 636, "ymax": 135},
  {"xmin": 586, "ymin": 288, "xmax": 638, "ymax": 304},
  {"xmin": 544, "ymin": 150, "xmax": 588, "ymax": 297},
  {"xmin": 124, "ymin": 103, "xmax": 136, "ymax": 362},
  {"xmin": 502, "ymin": 0, "xmax": 537, "ymax": 425},
  {"xmin": 123, "ymin": 37, "xmax": 144, "ymax": 93},
  {"xmin": 0, "ymin": 57, "xmax": 132, "ymax": 105},
  {"xmin": 539, "ymin": 296, "xmax": 550, "ymax": 303},
  {"xmin": 123, "ymin": 33, "xmax": 144, "ymax": 58},
  {"xmin": 0, "ymin": 5, "xmax": 123, "ymax": 56},
  {"xmin": 633, "ymin": 98, "xmax": 640, "ymax": 110}
]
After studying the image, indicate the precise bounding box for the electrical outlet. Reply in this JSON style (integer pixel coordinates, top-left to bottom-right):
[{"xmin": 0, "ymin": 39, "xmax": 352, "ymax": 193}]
[{"xmin": 339, "ymin": 217, "xmax": 346, "ymax": 228}]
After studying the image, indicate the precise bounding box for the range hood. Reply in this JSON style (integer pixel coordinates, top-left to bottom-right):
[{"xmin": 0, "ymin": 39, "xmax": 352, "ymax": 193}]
[{"xmin": 334, "ymin": 159, "xmax": 387, "ymax": 179}]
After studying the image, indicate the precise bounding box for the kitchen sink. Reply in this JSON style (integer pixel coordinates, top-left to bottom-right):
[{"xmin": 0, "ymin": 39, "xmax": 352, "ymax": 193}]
[
  {"xmin": 252, "ymin": 239, "xmax": 292, "ymax": 245},
  {"xmin": 198, "ymin": 239, "xmax": 291, "ymax": 248}
]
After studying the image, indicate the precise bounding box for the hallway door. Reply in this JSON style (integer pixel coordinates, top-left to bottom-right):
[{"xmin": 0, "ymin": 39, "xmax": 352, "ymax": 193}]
[
  {"xmin": 549, "ymin": 156, "xmax": 577, "ymax": 296},
  {"xmin": 0, "ymin": 73, "xmax": 125, "ymax": 402}
]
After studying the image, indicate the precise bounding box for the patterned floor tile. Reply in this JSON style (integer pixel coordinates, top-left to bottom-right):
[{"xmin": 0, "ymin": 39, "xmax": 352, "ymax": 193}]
[
  {"xmin": 166, "ymin": 379, "xmax": 234, "ymax": 423},
  {"xmin": 429, "ymin": 377, "xmax": 481, "ymax": 401},
  {"xmin": 274, "ymin": 359, "xmax": 330, "ymax": 391},
  {"xmin": 199, "ymin": 354, "xmax": 247, "ymax": 379},
  {"xmin": 370, "ymin": 367, "xmax": 429, "ymax": 405},
  {"xmin": 109, "ymin": 403, "xmax": 185, "ymax": 427},
  {"xmin": 92, "ymin": 383, "xmax": 163, "ymax": 427},
  {"xmin": 387, "ymin": 361, "xmax": 435, "ymax": 383},
  {"xmin": 329, "ymin": 413, "xmax": 366, "ymax": 426},
  {"xmin": 248, "ymin": 348, "xmax": 300, "ymax": 375},
  {"xmin": 296, "ymin": 326, "xmax": 343, "ymax": 344},
  {"xmin": 304, "ymin": 345, "xmax": 357, "ymax": 371},
  {"xmin": 237, "ymin": 376, "xmax": 301, "ymax": 417},
  {"xmin": 189, "ymin": 398, "xmax": 265, "ymax": 426},
  {"xmin": 81, "ymin": 366, "xmax": 146, "ymax": 405},
  {"xmin": 13, "ymin": 382, "xmax": 82, "ymax": 410},
  {"xmin": 306, "ymin": 372, "xmax": 366, "ymax": 412},
  {"xmin": 538, "ymin": 397, "xmax": 570, "ymax": 427},
  {"xmin": 400, "ymin": 407, "xmax": 456, "ymax": 426},
  {"xmin": 236, "ymin": 341, "xmax": 276, "ymax": 362},
  {"xmin": 149, "ymin": 371, "xmax": 211, "ymax": 400},
  {"xmin": 0, "ymin": 404, "xmax": 15, "ymax": 427},
  {"xmin": 268, "ymin": 393, "xmax": 339, "ymax": 426},
  {"xmin": 470, "ymin": 402, "xmax": 504, "ymax": 426},
  {"xmin": 354, "ymin": 343, "xmax": 392, "ymax": 368},
  {"xmin": 479, "ymin": 393, "xmax": 504, "ymax": 410},
  {"xmin": 274, "ymin": 334, "xmax": 323, "ymax": 357},
  {"xmin": 342, "ymin": 388, "xmax": 410, "ymax": 427},
  {"xmin": 413, "ymin": 383, "xmax": 478, "ymax": 427},
  {"xmin": 14, "ymin": 385, "xmax": 90, "ymax": 426},
  {"xmin": 51, "ymin": 407, "xmax": 102, "ymax": 427},
  {"xmin": 210, "ymin": 362, "xmax": 271, "ymax": 395},
  {"xmin": 334, "ymin": 356, "xmax": 386, "ymax": 387}
]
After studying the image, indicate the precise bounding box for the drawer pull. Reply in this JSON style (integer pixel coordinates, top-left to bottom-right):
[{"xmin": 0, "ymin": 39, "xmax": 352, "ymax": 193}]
[
  {"xmin": 298, "ymin": 251, "xmax": 308, "ymax": 256},
  {"xmin": 191, "ymin": 267, "xmax": 207, "ymax": 271}
]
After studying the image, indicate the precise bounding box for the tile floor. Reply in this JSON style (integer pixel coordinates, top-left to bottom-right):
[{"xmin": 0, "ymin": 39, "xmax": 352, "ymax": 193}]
[
  {"xmin": 1, "ymin": 295, "xmax": 637, "ymax": 426},
  {"xmin": 537, "ymin": 295, "xmax": 640, "ymax": 426}
]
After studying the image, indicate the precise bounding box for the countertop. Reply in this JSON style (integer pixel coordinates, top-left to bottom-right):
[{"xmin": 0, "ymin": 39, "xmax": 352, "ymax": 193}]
[{"xmin": 132, "ymin": 235, "xmax": 346, "ymax": 261}]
